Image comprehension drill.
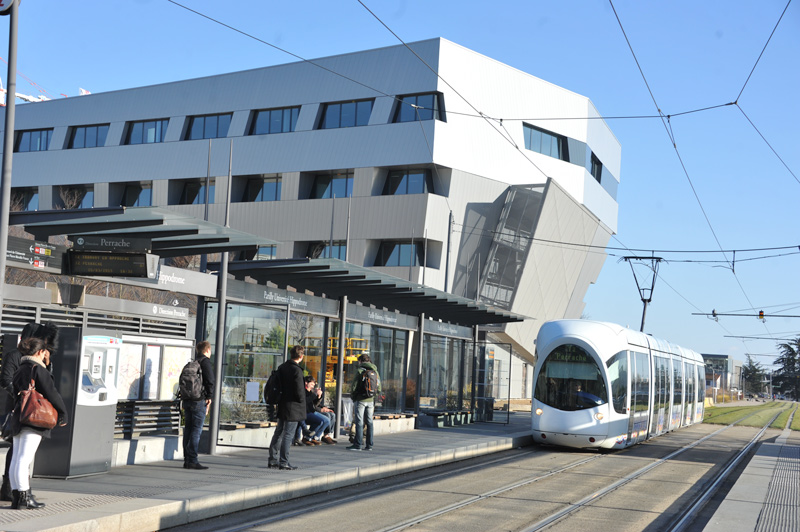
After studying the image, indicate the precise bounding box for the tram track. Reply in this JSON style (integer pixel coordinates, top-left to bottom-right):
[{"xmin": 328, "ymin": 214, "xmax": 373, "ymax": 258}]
[{"xmin": 168, "ymin": 407, "xmax": 787, "ymax": 532}]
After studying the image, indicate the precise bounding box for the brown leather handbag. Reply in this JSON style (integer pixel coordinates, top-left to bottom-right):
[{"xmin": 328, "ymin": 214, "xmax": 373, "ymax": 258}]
[{"xmin": 18, "ymin": 379, "xmax": 58, "ymax": 430}]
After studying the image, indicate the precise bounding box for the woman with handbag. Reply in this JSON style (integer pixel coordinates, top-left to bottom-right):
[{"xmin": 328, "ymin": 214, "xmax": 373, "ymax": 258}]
[{"xmin": 8, "ymin": 337, "xmax": 68, "ymax": 510}]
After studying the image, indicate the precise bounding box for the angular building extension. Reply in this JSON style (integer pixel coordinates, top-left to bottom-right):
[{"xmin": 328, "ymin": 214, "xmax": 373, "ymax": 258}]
[{"xmin": 6, "ymin": 38, "xmax": 620, "ymax": 370}]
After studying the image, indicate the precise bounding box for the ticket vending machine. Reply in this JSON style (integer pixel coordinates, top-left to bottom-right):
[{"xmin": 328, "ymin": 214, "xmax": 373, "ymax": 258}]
[{"xmin": 34, "ymin": 327, "xmax": 121, "ymax": 478}]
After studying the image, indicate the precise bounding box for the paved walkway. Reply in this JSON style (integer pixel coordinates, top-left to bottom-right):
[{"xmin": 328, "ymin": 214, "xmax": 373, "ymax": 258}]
[
  {"xmin": 0, "ymin": 414, "xmax": 533, "ymax": 532},
  {"xmin": 704, "ymin": 403, "xmax": 800, "ymax": 532}
]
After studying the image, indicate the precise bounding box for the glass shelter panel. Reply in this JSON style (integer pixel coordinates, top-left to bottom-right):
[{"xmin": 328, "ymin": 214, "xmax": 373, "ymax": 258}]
[{"xmin": 205, "ymin": 302, "xmax": 287, "ymax": 427}]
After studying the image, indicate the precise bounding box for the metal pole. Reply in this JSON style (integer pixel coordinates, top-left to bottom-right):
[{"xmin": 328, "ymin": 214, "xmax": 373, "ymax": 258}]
[
  {"xmin": 194, "ymin": 139, "xmax": 212, "ymax": 341},
  {"xmin": 329, "ymin": 195, "xmax": 335, "ymax": 258},
  {"xmin": 414, "ymin": 313, "xmax": 425, "ymax": 416},
  {"xmin": 208, "ymin": 140, "xmax": 233, "ymax": 455},
  {"xmin": 444, "ymin": 210, "xmax": 452, "ymax": 292},
  {"xmin": 0, "ymin": 1, "xmax": 19, "ymax": 320},
  {"xmin": 345, "ymin": 195, "xmax": 351, "ymax": 263},
  {"xmin": 334, "ymin": 296, "xmax": 347, "ymax": 437},
  {"xmin": 640, "ymin": 300, "xmax": 649, "ymax": 332}
]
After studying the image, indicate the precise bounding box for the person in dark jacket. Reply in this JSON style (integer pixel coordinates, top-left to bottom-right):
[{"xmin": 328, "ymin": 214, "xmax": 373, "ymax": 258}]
[
  {"xmin": 182, "ymin": 340, "xmax": 215, "ymax": 470},
  {"xmin": 0, "ymin": 322, "xmax": 58, "ymax": 502},
  {"xmin": 303, "ymin": 376, "xmax": 336, "ymax": 445},
  {"xmin": 268, "ymin": 346, "xmax": 306, "ymax": 470},
  {"xmin": 9, "ymin": 336, "xmax": 68, "ymax": 510}
]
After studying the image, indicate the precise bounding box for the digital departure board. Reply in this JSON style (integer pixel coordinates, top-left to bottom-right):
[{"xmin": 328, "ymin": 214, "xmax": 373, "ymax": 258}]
[{"xmin": 66, "ymin": 250, "xmax": 156, "ymax": 278}]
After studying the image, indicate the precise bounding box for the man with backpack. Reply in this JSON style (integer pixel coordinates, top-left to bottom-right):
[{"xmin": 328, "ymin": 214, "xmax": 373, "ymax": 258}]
[
  {"xmin": 347, "ymin": 354, "xmax": 381, "ymax": 451},
  {"xmin": 181, "ymin": 341, "xmax": 215, "ymax": 470}
]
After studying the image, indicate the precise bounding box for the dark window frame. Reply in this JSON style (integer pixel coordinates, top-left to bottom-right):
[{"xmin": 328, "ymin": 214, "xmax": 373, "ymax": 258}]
[
  {"xmin": 125, "ymin": 119, "xmax": 169, "ymax": 145},
  {"xmin": 522, "ymin": 123, "xmax": 569, "ymax": 162},
  {"xmin": 319, "ymin": 99, "xmax": 374, "ymax": 129},
  {"xmin": 374, "ymin": 241, "xmax": 425, "ymax": 267},
  {"xmin": 186, "ymin": 113, "xmax": 232, "ymax": 140},
  {"xmin": 393, "ymin": 93, "xmax": 443, "ymax": 123},
  {"xmin": 250, "ymin": 107, "xmax": 300, "ymax": 135},
  {"xmin": 178, "ymin": 179, "xmax": 215, "ymax": 205},
  {"xmin": 310, "ymin": 172, "xmax": 354, "ymax": 199},
  {"xmin": 120, "ymin": 183, "xmax": 153, "ymax": 207},
  {"xmin": 243, "ymin": 176, "xmax": 282, "ymax": 202},
  {"xmin": 382, "ymin": 169, "xmax": 434, "ymax": 195},
  {"xmin": 69, "ymin": 124, "xmax": 109, "ymax": 149},
  {"xmin": 14, "ymin": 128, "xmax": 53, "ymax": 153}
]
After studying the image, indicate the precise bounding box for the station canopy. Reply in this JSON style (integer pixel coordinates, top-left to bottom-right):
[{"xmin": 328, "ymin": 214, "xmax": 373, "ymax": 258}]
[
  {"xmin": 215, "ymin": 257, "xmax": 526, "ymax": 327},
  {"xmin": 13, "ymin": 206, "xmax": 277, "ymax": 258}
]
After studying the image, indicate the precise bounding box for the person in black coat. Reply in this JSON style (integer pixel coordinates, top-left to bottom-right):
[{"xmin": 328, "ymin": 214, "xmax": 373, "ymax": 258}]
[
  {"xmin": 268, "ymin": 346, "xmax": 306, "ymax": 470},
  {"xmin": 9, "ymin": 337, "xmax": 68, "ymax": 510},
  {"xmin": 0, "ymin": 322, "xmax": 58, "ymax": 502}
]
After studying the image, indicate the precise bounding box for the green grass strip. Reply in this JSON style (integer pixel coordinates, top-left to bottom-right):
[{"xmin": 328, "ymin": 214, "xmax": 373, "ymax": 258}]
[
  {"xmin": 770, "ymin": 406, "xmax": 795, "ymax": 429},
  {"xmin": 703, "ymin": 402, "xmax": 786, "ymax": 427}
]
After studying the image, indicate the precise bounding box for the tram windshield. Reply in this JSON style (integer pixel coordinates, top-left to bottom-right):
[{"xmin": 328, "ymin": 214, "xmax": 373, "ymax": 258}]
[{"xmin": 534, "ymin": 344, "xmax": 607, "ymax": 411}]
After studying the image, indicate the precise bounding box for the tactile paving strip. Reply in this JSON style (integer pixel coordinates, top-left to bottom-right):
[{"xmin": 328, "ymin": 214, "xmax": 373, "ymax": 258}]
[{"xmin": 755, "ymin": 444, "xmax": 800, "ymax": 532}]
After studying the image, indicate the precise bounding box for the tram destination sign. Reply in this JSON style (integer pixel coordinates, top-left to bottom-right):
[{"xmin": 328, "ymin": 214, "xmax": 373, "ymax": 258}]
[
  {"xmin": 71, "ymin": 235, "xmax": 152, "ymax": 253},
  {"xmin": 66, "ymin": 250, "xmax": 159, "ymax": 278}
]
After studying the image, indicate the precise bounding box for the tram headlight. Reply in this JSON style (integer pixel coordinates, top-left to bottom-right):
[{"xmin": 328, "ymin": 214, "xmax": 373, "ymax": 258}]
[
  {"xmin": 535, "ymin": 408, "xmax": 543, "ymax": 416},
  {"xmin": 594, "ymin": 413, "xmax": 604, "ymax": 421}
]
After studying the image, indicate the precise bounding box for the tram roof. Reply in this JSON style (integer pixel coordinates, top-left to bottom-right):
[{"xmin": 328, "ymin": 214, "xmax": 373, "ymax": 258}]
[
  {"xmin": 214, "ymin": 258, "xmax": 526, "ymax": 327},
  {"xmin": 13, "ymin": 206, "xmax": 278, "ymax": 258}
]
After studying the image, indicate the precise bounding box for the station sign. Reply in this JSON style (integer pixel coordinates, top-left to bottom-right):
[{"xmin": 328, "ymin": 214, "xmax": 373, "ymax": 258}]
[
  {"xmin": 66, "ymin": 250, "xmax": 159, "ymax": 278},
  {"xmin": 71, "ymin": 235, "xmax": 152, "ymax": 253},
  {"xmin": 5, "ymin": 238, "xmax": 61, "ymax": 270}
]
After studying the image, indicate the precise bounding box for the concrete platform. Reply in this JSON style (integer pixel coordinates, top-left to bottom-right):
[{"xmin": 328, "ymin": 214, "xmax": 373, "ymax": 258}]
[
  {"xmin": 704, "ymin": 423, "xmax": 800, "ymax": 531},
  {"xmin": 0, "ymin": 413, "xmax": 534, "ymax": 532}
]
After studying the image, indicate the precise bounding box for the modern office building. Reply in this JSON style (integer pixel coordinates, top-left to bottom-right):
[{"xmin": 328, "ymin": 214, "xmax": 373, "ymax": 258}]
[{"xmin": 4, "ymin": 37, "xmax": 620, "ymax": 372}]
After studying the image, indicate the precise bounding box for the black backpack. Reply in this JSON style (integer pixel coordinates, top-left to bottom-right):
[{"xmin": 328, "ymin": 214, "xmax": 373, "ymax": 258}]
[
  {"xmin": 179, "ymin": 360, "xmax": 204, "ymax": 401},
  {"xmin": 264, "ymin": 369, "xmax": 282, "ymax": 405},
  {"xmin": 355, "ymin": 368, "xmax": 378, "ymax": 399}
]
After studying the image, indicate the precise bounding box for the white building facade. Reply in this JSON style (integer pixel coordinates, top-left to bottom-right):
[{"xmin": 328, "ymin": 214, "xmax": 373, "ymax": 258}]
[{"xmin": 5, "ymin": 38, "xmax": 620, "ymax": 368}]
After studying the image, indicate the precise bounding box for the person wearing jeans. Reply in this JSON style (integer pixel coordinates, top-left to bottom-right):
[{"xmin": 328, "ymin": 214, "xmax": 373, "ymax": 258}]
[
  {"xmin": 182, "ymin": 341, "xmax": 215, "ymax": 470},
  {"xmin": 268, "ymin": 346, "xmax": 306, "ymax": 470},
  {"xmin": 347, "ymin": 354, "xmax": 381, "ymax": 451}
]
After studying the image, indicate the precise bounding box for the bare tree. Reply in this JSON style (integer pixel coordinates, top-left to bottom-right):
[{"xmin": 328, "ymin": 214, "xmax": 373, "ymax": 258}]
[{"xmin": 57, "ymin": 185, "xmax": 87, "ymax": 210}]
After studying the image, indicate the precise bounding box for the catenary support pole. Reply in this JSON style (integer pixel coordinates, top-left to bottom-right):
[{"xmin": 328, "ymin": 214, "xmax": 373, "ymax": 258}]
[
  {"xmin": 0, "ymin": 1, "xmax": 19, "ymax": 322},
  {"xmin": 334, "ymin": 295, "xmax": 347, "ymax": 437}
]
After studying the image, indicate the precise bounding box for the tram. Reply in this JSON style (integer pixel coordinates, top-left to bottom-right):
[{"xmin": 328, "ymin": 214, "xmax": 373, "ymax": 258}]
[{"xmin": 532, "ymin": 320, "xmax": 705, "ymax": 450}]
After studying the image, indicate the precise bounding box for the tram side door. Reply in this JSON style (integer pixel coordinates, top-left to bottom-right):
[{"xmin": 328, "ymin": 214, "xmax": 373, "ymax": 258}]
[{"xmin": 628, "ymin": 351, "xmax": 650, "ymax": 445}]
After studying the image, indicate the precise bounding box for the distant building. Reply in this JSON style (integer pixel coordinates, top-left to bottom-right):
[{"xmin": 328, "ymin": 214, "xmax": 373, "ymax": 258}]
[{"xmin": 5, "ymin": 38, "xmax": 620, "ymax": 379}]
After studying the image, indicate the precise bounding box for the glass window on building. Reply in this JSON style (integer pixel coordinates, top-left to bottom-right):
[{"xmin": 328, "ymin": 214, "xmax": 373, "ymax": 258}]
[
  {"xmin": 393, "ymin": 93, "xmax": 442, "ymax": 123},
  {"xmin": 120, "ymin": 183, "xmax": 152, "ymax": 207},
  {"xmin": 205, "ymin": 302, "xmax": 287, "ymax": 425},
  {"xmin": 126, "ymin": 119, "xmax": 169, "ymax": 145},
  {"xmin": 320, "ymin": 100, "xmax": 373, "ymax": 129},
  {"xmin": 307, "ymin": 241, "xmax": 346, "ymax": 260},
  {"xmin": 179, "ymin": 179, "xmax": 215, "ymax": 205},
  {"xmin": 243, "ymin": 176, "xmax": 281, "ymax": 202},
  {"xmin": 522, "ymin": 123, "xmax": 568, "ymax": 162},
  {"xmin": 250, "ymin": 107, "xmax": 300, "ymax": 135},
  {"xmin": 11, "ymin": 187, "xmax": 38, "ymax": 211},
  {"xmin": 186, "ymin": 113, "xmax": 232, "ymax": 140},
  {"xmin": 382, "ymin": 169, "xmax": 434, "ymax": 195},
  {"xmin": 590, "ymin": 152, "xmax": 603, "ymax": 183},
  {"xmin": 69, "ymin": 124, "xmax": 109, "ymax": 149},
  {"xmin": 56, "ymin": 185, "xmax": 93, "ymax": 209},
  {"xmin": 15, "ymin": 128, "xmax": 53, "ymax": 152},
  {"xmin": 375, "ymin": 241, "xmax": 424, "ymax": 267},
  {"xmin": 310, "ymin": 171, "xmax": 353, "ymax": 199},
  {"xmin": 254, "ymin": 246, "xmax": 276, "ymax": 260}
]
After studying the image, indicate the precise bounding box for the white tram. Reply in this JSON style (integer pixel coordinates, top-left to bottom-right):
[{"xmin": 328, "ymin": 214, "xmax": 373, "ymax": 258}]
[{"xmin": 532, "ymin": 320, "xmax": 705, "ymax": 450}]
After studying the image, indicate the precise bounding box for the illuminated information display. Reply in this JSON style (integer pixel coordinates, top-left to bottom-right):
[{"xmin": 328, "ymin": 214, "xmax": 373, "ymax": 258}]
[{"xmin": 67, "ymin": 251, "xmax": 153, "ymax": 278}]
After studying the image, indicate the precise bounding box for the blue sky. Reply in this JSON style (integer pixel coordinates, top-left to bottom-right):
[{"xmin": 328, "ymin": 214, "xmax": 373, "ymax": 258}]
[{"xmin": 2, "ymin": 1, "xmax": 798, "ymax": 365}]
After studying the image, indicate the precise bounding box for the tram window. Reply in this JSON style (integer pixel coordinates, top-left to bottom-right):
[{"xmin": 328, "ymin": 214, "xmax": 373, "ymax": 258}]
[
  {"xmin": 632, "ymin": 352, "xmax": 650, "ymax": 411},
  {"xmin": 534, "ymin": 344, "xmax": 607, "ymax": 411},
  {"xmin": 685, "ymin": 362, "xmax": 694, "ymax": 403},
  {"xmin": 606, "ymin": 351, "xmax": 627, "ymax": 414},
  {"xmin": 673, "ymin": 360, "xmax": 683, "ymax": 404},
  {"xmin": 696, "ymin": 365, "xmax": 705, "ymax": 402}
]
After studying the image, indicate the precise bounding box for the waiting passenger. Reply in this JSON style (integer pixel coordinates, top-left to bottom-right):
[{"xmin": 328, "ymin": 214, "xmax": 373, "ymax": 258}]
[{"xmin": 303, "ymin": 377, "xmax": 337, "ymax": 445}]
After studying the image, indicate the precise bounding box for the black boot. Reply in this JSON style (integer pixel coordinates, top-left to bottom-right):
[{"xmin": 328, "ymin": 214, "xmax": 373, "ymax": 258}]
[
  {"xmin": 0, "ymin": 476, "xmax": 11, "ymax": 502},
  {"xmin": 10, "ymin": 489, "xmax": 19, "ymax": 509},
  {"xmin": 15, "ymin": 489, "xmax": 44, "ymax": 509}
]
